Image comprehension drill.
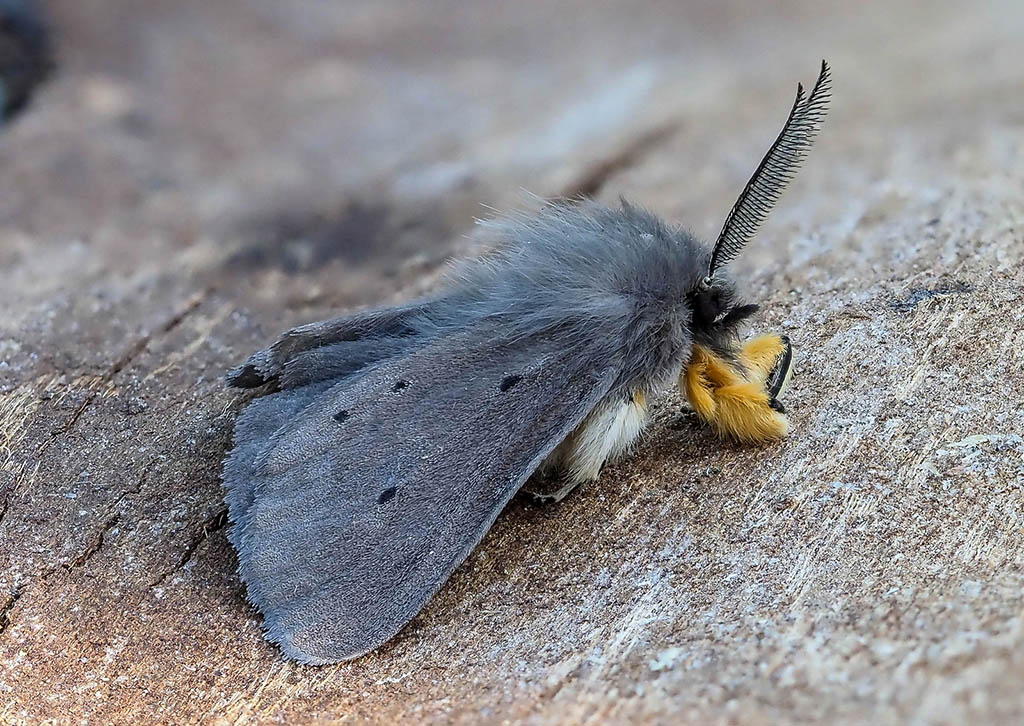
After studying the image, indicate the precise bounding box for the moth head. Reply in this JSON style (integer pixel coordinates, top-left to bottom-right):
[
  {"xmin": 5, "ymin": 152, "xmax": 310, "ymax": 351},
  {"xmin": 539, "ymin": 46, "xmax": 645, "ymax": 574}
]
[
  {"xmin": 688, "ymin": 273, "xmax": 759, "ymax": 347},
  {"xmin": 691, "ymin": 60, "xmax": 831, "ymax": 346}
]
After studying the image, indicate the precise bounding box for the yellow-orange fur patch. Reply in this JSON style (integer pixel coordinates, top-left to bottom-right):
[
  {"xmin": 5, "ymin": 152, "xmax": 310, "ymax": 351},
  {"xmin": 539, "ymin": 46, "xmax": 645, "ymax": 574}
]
[
  {"xmin": 739, "ymin": 334, "xmax": 788, "ymax": 381},
  {"xmin": 681, "ymin": 336, "xmax": 790, "ymax": 443}
]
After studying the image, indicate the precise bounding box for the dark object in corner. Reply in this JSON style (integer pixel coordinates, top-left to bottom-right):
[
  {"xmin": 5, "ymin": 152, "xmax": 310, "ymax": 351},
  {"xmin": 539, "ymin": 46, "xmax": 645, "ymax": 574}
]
[{"xmin": 0, "ymin": 0, "xmax": 53, "ymax": 122}]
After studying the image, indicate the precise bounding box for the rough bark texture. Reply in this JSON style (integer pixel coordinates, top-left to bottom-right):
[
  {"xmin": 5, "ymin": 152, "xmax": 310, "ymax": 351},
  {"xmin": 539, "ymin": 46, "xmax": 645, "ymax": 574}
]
[{"xmin": 1, "ymin": 1, "xmax": 1022, "ymax": 723}]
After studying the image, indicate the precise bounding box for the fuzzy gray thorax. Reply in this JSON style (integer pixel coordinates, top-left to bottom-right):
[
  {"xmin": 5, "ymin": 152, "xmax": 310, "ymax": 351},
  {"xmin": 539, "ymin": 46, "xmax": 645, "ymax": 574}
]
[{"xmin": 410, "ymin": 200, "xmax": 751, "ymax": 399}]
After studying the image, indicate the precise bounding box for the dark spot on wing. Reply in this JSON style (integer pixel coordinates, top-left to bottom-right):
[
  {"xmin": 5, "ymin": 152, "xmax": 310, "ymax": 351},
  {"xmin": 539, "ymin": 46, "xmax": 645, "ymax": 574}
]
[
  {"xmin": 393, "ymin": 379, "xmax": 410, "ymax": 392},
  {"xmin": 377, "ymin": 486, "xmax": 397, "ymax": 505},
  {"xmin": 333, "ymin": 409, "xmax": 349, "ymax": 423},
  {"xmin": 500, "ymin": 375, "xmax": 522, "ymax": 392}
]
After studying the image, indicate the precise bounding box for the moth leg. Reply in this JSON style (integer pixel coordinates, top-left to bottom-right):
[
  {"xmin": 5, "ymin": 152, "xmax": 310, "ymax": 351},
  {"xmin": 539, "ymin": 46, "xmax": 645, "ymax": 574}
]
[
  {"xmin": 704, "ymin": 379, "xmax": 789, "ymax": 442},
  {"xmin": 526, "ymin": 391, "xmax": 649, "ymax": 505},
  {"xmin": 740, "ymin": 334, "xmax": 788, "ymax": 378},
  {"xmin": 520, "ymin": 480, "xmax": 585, "ymax": 506},
  {"xmin": 682, "ymin": 344, "xmax": 789, "ymax": 442},
  {"xmin": 682, "ymin": 347, "xmax": 722, "ymax": 421},
  {"xmin": 739, "ymin": 334, "xmax": 793, "ymax": 400}
]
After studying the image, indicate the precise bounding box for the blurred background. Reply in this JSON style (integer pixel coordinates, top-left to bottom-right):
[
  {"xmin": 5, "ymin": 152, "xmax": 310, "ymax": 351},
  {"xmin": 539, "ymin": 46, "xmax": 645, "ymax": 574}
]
[
  {"xmin": 1, "ymin": 0, "xmax": 1019, "ymax": 332},
  {"xmin": 1, "ymin": 1, "xmax": 1022, "ymax": 724}
]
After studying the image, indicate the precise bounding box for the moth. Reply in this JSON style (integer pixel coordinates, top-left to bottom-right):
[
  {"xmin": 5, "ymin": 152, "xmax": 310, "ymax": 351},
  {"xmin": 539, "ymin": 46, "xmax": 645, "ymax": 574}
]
[{"xmin": 223, "ymin": 61, "xmax": 830, "ymax": 664}]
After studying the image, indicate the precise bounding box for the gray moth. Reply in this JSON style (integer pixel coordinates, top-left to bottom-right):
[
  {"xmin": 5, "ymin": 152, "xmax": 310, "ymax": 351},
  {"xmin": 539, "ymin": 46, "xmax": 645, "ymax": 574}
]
[{"xmin": 223, "ymin": 62, "xmax": 831, "ymax": 664}]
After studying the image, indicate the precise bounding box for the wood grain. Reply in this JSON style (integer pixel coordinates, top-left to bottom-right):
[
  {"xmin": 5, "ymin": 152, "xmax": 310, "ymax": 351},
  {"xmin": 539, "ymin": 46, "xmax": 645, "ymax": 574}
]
[{"xmin": 1, "ymin": 0, "xmax": 1021, "ymax": 723}]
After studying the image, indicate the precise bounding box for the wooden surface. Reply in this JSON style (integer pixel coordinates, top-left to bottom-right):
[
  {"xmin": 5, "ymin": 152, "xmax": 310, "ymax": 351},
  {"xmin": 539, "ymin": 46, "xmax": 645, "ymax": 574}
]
[{"xmin": 1, "ymin": 0, "xmax": 1022, "ymax": 723}]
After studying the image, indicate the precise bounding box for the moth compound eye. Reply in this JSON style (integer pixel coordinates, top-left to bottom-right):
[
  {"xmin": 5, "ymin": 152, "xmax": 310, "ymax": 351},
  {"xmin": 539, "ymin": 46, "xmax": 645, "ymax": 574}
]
[
  {"xmin": 499, "ymin": 375, "xmax": 522, "ymax": 392},
  {"xmin": 392, "ymin": 379, "xmax": 410, "ymax": 392},
  {"xmin": 333, "ymin": 409, "xmax": 349, "ymax": 423},
  {"xmin": 377, "ymin": 486, "xmax": 397, "ymax": 505}
]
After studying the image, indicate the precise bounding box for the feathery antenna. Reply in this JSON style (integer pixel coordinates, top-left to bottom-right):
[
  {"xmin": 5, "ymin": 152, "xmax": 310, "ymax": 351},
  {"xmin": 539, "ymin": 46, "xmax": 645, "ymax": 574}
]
[{"xmin": 705, "ymin": 60, "xmax": 831, "ymax": 283}]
